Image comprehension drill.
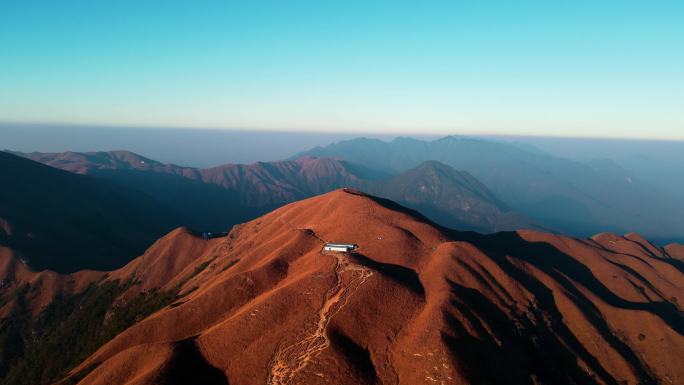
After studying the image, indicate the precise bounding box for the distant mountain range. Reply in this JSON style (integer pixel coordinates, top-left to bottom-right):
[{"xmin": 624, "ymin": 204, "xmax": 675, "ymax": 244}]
[
  {"xmin": 295, "ymin": 136, "xmax": 684, "ymax": 243},
  {"xmin": 1, "ymin": 189, "xmax": 682, "ymax": 385},
  {"xmin": 11, "ymin": 150, "xmax": 535, "ymax": 272}
]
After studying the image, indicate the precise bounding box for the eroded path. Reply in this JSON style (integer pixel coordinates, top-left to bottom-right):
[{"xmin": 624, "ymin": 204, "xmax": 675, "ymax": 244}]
[{"xmin": 267, "ymin": 252, "xmax": 373, "ymax": 385}]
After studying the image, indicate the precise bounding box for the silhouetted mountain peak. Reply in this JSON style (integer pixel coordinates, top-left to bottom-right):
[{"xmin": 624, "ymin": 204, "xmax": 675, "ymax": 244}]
[
  {"xmin": 411, "ymin": 159, "xmax": 456, "ymax": 174},
  {"xmin": 389, "ymin": 161, "xmax": 509, "ymax": 210}
]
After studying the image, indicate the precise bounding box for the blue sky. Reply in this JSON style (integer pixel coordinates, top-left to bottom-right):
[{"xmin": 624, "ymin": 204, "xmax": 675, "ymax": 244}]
[{"xmin": 1, "ymin": 0, "xmax": 682, "ymax": 139}]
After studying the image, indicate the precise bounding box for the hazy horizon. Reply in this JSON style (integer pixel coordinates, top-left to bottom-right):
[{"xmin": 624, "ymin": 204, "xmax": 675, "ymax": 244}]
[
  {"xmin": 2, "ymin": 1, "xmax": 683, "ymax": 139},
  {"xmin": 3, "ymin": 122, "xmax": 684, "ymax": 168}
]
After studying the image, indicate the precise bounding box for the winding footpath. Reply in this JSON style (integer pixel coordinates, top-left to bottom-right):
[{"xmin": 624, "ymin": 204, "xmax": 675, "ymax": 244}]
[{"xmin": 267, "ymin": 252, "xmax": 373, "ymax": 385}]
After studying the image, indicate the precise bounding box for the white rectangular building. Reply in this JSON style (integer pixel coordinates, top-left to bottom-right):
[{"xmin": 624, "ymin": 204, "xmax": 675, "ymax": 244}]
[{"xmin": 323, "ymin": 243, "xmax": 358, "ymax": 252}]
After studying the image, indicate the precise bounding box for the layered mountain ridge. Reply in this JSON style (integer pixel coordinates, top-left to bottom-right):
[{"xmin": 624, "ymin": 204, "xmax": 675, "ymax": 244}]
[{"xmin": 12, "ymin": 150, "xmax": 534, "ymax": 267}]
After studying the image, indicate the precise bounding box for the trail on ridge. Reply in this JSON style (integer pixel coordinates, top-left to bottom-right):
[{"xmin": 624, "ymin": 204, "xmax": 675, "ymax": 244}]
[{"xmin": 267, "ymin": 252, "xmax": 373, "ymax": 385}]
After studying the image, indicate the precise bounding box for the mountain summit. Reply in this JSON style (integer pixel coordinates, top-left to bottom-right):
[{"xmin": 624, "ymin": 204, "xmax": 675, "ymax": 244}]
[{"xmin": 3, "ymin": 189, "xmax": 677, "ymax": 385}]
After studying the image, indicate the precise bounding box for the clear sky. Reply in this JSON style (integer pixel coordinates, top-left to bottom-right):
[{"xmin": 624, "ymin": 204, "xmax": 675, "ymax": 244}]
[{"xmin": 1, "ymin": 0, "xmax": 682, "ymax": 139}]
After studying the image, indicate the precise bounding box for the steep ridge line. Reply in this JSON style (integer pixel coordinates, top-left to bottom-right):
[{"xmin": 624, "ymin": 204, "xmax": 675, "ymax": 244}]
[{"xmin": 267, "ymin": 251, "xmax": 373, "ymax": 385}]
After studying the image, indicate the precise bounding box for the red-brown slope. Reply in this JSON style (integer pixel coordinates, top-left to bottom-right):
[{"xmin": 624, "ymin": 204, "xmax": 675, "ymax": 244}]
[
  {"xmin": 0, "ymin": 228, "xmax": 224, "ymax": 319},
  {"xmin": 0, "ymin": 226, "xmax": 229, "ymax": 385},
  {"xmin": 57, "ymin": 189, "xmax": 684, "ymax": 385},
  {"xmin": 0, "ymin": 246, "xmax": 101, "ymax": 319},
  {"xmin": 106, "ymin": 227, "xmax": 227, "ymax": 295},
  {"xmin": 665, "ymin": 243, "xmax": 684, "ymax": 261},
  {"xmin": 197, "ymin": 156, "xmax": 364, "ymax": 207}
]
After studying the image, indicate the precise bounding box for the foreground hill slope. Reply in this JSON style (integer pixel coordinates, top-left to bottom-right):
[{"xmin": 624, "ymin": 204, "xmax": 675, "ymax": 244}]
[
  {"xmin": 0, "ymin": 151, "xmax": 182, "ymax": 272},
  {"xmin": 49, "ymin": 189, "xmax": 684, "ymax": 385},
  {"xmin": 17, "ymin": 150, "xmax": 533, "ymax": 234},
  {"xmin": 0, "ymin": 228, "xmax": 227, "ymax": 385}
]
